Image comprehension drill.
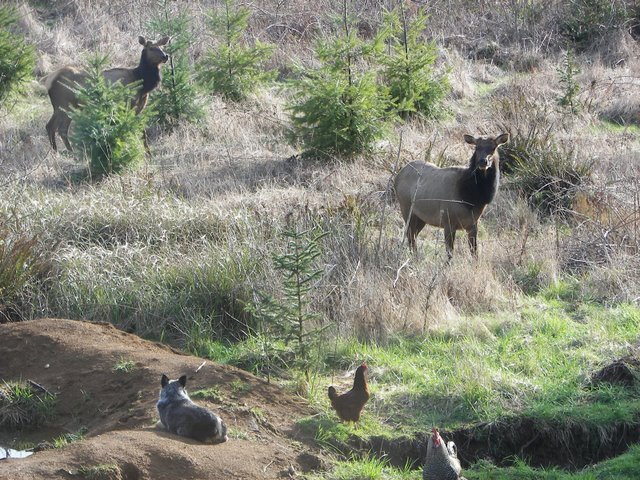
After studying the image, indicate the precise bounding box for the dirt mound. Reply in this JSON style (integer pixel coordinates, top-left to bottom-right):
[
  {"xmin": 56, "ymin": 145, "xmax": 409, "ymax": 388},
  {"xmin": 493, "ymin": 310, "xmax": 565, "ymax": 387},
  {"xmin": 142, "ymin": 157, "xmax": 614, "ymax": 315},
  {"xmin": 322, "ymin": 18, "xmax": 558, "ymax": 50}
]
[
  {"xmin": 589, "ymin": 356, "xmax": 640, "ymax": 388},
  {"xmin": 0, "ymin": 319, "xmax": 321, "ymax": 479}
]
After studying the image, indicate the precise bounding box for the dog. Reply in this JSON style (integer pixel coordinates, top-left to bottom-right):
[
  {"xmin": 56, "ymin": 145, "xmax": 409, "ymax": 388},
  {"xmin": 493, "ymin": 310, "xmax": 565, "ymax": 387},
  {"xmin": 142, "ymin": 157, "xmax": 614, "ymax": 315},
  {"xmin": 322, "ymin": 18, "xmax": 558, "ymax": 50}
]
[{"xmin": 156, "ymin": 374, "xmax": 228, "ymax": 444}]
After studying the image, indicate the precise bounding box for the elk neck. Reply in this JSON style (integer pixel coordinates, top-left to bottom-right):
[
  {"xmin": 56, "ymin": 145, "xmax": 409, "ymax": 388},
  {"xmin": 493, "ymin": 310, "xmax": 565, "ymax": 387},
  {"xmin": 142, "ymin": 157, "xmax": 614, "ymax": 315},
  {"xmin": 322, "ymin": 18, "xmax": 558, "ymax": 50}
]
[
  {"xmin": 134, "ymin": 50, "xmax": 162, "ymax": 95},
  {"xmin": 458, "ymin": 152, "xmax": 500, "ymax": 207}
]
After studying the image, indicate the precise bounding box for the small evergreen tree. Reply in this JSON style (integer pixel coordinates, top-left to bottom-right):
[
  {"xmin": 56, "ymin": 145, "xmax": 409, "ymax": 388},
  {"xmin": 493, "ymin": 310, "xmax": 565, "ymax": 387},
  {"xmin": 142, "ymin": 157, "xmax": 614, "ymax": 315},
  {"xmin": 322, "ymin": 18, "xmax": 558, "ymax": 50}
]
[
  {"xmin": 0, "ymin": 6, "xmax": 36, "ymax": 108},
  {"xmin": 380, "ymin": 7, "xmax": 449, "ymax": 119},
  {"xmin": 557, "ymin": 50, "xmax": 581, "ymax": 115},
  {"xmin": 252, "ymin": 228, "xmax": 327, "ymax": 380},
  {"xmin": 70, "ymin": 55, "xmax": 148, "ymax": 178},
  {"xmin": 147, "ymin": 0, "xmax": 203, "ymax": 128},
  {"xmin": 197, "ymin": 0, "xmax": 274, "ymax": 101},
  {"xmin": 287, "ymin": 4, "xmax": 389, "ymax": 158}
]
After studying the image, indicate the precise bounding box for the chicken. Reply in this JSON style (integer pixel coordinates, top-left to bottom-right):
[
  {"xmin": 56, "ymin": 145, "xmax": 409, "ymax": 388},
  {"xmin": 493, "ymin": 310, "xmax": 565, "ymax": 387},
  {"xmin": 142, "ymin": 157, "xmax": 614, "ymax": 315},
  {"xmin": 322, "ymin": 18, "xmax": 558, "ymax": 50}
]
[
  {"xmin": 423, "ymin": 427, "xmax": 466, "ymax": 480},
  {"xmin": 328, "ymin": 363, "xmax": 370, "ymax": 422}
]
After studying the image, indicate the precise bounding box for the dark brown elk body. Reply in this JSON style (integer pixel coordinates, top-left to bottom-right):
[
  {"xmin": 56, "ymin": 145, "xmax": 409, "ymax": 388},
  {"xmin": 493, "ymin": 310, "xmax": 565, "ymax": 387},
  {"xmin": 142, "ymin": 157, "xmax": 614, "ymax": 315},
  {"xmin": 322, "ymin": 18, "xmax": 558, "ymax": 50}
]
[
  {"xmin": 394, "ymin": 133, "xmax": 509, "ymax": 257},
  {"xmin": 44, "ymin": 36, "xmax": 169, "ymax": 152}
]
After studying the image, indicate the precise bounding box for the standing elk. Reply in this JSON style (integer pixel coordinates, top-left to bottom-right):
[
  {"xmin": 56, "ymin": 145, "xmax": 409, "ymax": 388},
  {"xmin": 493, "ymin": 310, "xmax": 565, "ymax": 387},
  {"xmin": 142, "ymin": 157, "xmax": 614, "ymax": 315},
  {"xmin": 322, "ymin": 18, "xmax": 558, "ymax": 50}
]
[
  {"xmin": 394, "ymin": 133, "xmax": 509, "ymax": 258},
  {"xmin": 44, "ymin": 35, "xmax": 170, "ymax": 152}
]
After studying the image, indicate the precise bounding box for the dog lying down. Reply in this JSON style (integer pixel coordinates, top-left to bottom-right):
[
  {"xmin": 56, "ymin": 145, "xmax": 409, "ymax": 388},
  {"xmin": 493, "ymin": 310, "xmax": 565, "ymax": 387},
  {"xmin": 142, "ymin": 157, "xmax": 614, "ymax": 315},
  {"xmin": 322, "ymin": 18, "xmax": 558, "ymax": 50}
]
[{"xmin": 157, "ymin": 374, "xmax": 228, "ymax": 444}]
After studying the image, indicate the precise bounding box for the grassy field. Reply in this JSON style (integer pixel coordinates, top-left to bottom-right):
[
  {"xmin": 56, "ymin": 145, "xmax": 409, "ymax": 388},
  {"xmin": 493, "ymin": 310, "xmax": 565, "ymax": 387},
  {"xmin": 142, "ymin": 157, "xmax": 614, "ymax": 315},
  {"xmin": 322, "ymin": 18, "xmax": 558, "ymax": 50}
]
[{"xmin": 2, "ymin": 0, "xmax": 640, "ymax": 478}]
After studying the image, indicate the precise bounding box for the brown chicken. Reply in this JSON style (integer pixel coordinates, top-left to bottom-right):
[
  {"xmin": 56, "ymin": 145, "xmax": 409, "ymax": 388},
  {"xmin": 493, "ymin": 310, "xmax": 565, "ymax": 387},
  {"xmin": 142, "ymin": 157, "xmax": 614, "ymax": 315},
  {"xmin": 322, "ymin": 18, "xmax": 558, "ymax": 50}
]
[{"xmin": 328, "ymin": 363, "xmax": 370, "ymax": 422}]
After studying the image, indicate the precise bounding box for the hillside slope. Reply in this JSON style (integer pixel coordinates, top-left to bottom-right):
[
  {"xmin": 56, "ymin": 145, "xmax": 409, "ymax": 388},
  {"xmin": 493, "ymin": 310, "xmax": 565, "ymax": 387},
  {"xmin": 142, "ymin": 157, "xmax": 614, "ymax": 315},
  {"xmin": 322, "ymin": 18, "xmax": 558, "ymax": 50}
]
[{"xmin": 0, "ymin": 319, "xmax": 320, "ymax": 479}]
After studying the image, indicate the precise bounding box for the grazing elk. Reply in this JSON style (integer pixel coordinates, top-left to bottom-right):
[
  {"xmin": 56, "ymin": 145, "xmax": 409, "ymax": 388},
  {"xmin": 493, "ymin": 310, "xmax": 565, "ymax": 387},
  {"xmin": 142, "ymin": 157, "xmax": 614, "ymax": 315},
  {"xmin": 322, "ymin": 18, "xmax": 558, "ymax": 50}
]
[
  {"xmin": 394, "ymin": 133, "xmax": 509, "ymax": 258},
  {"xmin": 44, "ymin": 35, "xmax": 170, "ymax": 152}
]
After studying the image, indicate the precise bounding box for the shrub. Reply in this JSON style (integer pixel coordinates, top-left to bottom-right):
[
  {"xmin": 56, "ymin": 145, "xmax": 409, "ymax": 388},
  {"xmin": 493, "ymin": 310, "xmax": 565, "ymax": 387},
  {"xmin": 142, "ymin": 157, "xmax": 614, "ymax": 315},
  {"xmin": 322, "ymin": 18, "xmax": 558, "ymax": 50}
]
[
  {"xmin": 0, "ymin": 6, "xmax": 36, "ymax": 108},
  {"xmin": 197, "ymin": 0, "xmax": 274, "ymax": 101},
  {"xmin": 69, "ymin": 55, "xmax": 148, "ymax": 177},
  {"xmin": 494, "ymin": 89, "xmax": 593, "ymax": 216},
  {"xmin": 507, "ymin": 140, "xmax": 593, "ymax": 216},
  {"xmin": 148, "ymin": 0, "xmax": 204, "ymax": 128},
  {"xmin": 379, "ymin": 8, "xmax": 449, "ymax": 119},
  {"xmin": 561, "ymin": 0, "xmax": 629, "ymax": 50},
  {"xmin": 287, "ymin": 13, "xmax": 389, "ymax": 158}
]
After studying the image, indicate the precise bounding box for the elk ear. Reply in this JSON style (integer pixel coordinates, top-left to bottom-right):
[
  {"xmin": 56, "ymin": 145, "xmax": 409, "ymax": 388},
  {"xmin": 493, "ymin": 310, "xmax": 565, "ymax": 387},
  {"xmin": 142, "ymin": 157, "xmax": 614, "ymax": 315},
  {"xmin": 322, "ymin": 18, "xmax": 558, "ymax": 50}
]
[
  {"xmin": 161, "ymin": 374, "xmax": 169, "ymax": 387},
  {"xmin": 495, "ymin": 133, "xmax": 509, "ymax": 145},
  {"xmin": 156, "ymin": 36, "xmax": 170, "ymax": 46},
  {"xmin": 138, "ymin": 35, "xmax": 147, "ymax": 46},
  {"xmin": 178, "ymin": 375, "xmax": 187, "ymax": 387},
  {"xmin": 463, "ymin": 134, "xmax": 476, "ymax": 145}
]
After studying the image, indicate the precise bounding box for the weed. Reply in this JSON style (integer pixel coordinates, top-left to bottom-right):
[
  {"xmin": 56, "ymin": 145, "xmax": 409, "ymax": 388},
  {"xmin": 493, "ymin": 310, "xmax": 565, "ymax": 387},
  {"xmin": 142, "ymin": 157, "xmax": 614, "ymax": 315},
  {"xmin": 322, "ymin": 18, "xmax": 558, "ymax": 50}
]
[
  {"xmin": 250, "ymin": 406, "xmax": 266, "ymax": 422},
  {"xmin": 308, "ymin": 454, "xmax": 417, "ymax": 480},
  {"xmin": 52, "ymin": 427, "xmax": 87, "ymax": 448},
  {"xmin": 230, "ymin": 379, "xmax": 251, "ymax": 395},
  {"xmin": 228, "ymin": 428, "xmax": 248, "ymax": 440},
  {"xmin": 560, "ymin": 0, "xmax": 628, "ymax": 50},
  {"xmin": 112, "ymin": 358, "xmax": 135, "ymax": 373},
  {"xmin": 191, "ymin": 386, "xmax": 223, "ymax": 402},
  {"xmin": 78, "ymin": 463, "xmax": 120, "ymax": 480}
]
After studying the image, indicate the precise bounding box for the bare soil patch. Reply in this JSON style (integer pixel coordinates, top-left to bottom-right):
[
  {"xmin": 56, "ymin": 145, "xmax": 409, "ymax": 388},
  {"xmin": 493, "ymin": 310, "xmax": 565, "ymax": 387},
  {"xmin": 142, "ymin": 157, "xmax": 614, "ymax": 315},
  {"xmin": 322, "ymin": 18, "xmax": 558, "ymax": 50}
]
[{"xmin": 0, "ymin": 319, "xmax": 322, "ymax": 479}]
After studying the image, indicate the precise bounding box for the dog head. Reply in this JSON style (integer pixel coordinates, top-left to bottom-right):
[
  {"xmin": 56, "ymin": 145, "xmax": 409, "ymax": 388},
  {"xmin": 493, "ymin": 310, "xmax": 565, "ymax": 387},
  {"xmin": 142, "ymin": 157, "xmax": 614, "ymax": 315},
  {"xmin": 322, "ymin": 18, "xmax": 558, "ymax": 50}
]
[{"xmin": 159, "ymin": 373, "xmax": 190, "ymax": 401}]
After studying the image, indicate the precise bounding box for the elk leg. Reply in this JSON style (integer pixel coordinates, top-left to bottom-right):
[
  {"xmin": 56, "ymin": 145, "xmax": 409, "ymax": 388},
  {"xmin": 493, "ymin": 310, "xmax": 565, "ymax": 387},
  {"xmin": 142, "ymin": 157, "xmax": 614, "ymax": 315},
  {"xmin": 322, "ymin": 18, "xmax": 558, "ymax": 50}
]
[
  {"xmin": 59, "ymin": 115, "xmax": 73, "ymax": 152},
  {"xmin": 46, "ymin": 115, "xmax": 58, "ymax": 152},
  {"xmin": 467, "ymin": 225, "xmax": 478, "ymax": 257},
  {"xmin": 407, "ymin": 215, "xmax": 426, "ymax": 251},
  {"xmin": 444, "ymin": 225, "xmax": 456, "ymax": 259}
]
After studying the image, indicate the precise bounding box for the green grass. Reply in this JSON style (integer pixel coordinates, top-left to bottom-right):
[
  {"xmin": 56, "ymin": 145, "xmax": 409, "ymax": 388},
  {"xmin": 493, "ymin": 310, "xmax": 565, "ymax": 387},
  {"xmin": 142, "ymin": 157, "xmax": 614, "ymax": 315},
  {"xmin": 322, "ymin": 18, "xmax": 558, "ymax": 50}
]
[
  {"xmin": 205, "ymin": 290, "xmax": 640, "ymax": 439},
  {"xmin": 0, "ymin": 381, "xmax": 57, "ymax": 429},
  {"xmin": 287, "ymin": 288, "xmax": 640, "ymax": 479},
  {"xmin": 306, "ymin": 455, "xmax": 418, "ymax": 480},
  {"xmin": 466, "ymin": 444, "xmax": 640, "ymax": 479},
  {"xmin": 306, "ymin": 444, "xmax": 640, "ymax": 480},
  {"xmin": 592, "ymin": 119, "xmax": 640, "ymax": 136},
  {"xmin": 77, "ymin": 463, "xmax": 121, "ymax": 480}
]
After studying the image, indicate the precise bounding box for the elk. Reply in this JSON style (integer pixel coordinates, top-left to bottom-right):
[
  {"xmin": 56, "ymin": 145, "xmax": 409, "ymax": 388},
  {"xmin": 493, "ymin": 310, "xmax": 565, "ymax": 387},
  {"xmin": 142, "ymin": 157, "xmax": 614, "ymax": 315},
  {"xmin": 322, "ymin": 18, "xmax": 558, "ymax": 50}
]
[
  {"xmin": 394, "ymin": 133, "xmax": 509, "ymax": 258},
  {"xmin": 44, "ymin": 35, "xmax": 170, "ymax": 152}
]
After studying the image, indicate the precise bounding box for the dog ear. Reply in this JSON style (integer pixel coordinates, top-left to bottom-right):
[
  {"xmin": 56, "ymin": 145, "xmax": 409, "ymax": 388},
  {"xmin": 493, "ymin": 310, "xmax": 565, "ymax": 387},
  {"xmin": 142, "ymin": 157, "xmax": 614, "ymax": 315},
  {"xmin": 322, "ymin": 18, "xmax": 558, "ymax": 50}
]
[
  {"xmin": 178, "ymin": 375, "xmax": 187, "ymax": 387},
  {"xmin": 161, "ymin": 374, "xmax": 169, "ymax": 387}
]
